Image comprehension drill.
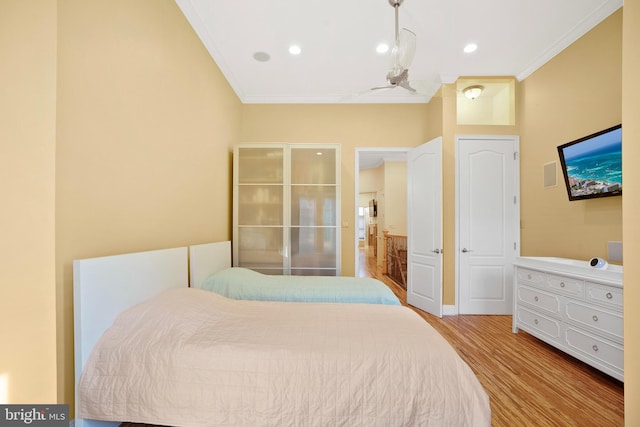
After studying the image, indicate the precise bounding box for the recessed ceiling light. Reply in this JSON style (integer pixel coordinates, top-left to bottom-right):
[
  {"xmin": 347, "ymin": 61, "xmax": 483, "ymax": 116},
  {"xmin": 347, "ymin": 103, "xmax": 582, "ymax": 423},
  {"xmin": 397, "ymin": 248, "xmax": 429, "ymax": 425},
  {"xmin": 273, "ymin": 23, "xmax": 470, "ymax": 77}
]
[
  {"xmin": 289, "ymin": 44, "xmax": 301, "ymax": 55},
  {"xmin": 253, "ymin": 51, "xmax": 270, "ymax": 62},
  {"xmin": 376, "ymin": 43, "xmax": 389, "ymax": 54},
  {"xmin": 463, "ymin": 43, "xmax": 478, "ymax": 53}
]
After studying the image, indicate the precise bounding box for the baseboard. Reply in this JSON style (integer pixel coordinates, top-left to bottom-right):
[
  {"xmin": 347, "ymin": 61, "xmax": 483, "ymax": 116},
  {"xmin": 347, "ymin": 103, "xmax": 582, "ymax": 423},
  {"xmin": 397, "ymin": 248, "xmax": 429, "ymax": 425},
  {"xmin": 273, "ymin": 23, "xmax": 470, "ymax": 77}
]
[{"xmin": 442, "ymin": 305, "xmax": 457, "ymax": 316}]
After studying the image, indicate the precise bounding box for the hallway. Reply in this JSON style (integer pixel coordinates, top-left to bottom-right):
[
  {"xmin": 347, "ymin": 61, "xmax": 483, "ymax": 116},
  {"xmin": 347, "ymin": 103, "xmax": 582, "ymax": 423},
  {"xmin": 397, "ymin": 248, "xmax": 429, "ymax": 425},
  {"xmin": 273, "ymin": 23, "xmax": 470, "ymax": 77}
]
[
  {"xmin": 357, "ymin": 246, "xmax": 376, "ymax": 278},
  {"xmin": 357, "ymin": 246, "xmax": 406, "ymax": 303}
]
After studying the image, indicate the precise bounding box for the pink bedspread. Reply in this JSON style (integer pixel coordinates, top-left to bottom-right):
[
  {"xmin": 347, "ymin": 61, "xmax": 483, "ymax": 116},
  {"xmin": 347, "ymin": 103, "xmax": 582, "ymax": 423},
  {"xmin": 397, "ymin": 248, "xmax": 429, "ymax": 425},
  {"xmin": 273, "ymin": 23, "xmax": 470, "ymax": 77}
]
[{"xmin": 79, "ymin": 288, "xmax": 490, "ymax": 426}]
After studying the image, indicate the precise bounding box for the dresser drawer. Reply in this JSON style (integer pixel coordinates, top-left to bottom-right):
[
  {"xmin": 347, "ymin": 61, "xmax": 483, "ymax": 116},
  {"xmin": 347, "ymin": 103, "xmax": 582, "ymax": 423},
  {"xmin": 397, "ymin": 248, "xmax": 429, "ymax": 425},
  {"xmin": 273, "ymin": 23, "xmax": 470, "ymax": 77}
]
[
  {"xmin": 564, "ymin": 326, "xmax": 624, "ymax": 374},
  {"xmin": 585, "ymin": 282, "xmax": 623, "ymax": 310},
  {"xmin": 516, "ymin": 306, "xmax": 561, "ymax": 342},
  {"xmin": 516, "ymin": 267, "xmax": 546, "ymax": 288},
  {"xmin": 547, "ymin": 273, "xmax": 584, "ymax": 298},
  {"xmin": 517, "ymin": 285, "xmax": 561, "ymax": 317},
  {"xmin": 565, "ymin": 301, "xmax": 623, "ymax": 342}
]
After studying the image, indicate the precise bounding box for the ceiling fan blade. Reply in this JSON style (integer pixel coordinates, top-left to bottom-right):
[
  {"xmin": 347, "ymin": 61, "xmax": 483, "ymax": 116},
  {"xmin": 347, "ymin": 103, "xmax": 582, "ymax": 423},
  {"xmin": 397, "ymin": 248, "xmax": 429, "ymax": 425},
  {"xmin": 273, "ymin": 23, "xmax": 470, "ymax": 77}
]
[
  {"xmin": 389, "ymin": 29, "xmax": 416, "ymax": 78},
  {"xmin": 340, "ymin": 85, "xmax": 395, "ymax": 102},
  {"xmin": 398, "ymin": 81, "xmax": 417, "ymax": 93},
  {"xmin": 396, "ymin": 28, "xmax": 416, "ymax": 69},
  {"xmin": 371, "ymin": 84, "xmax": 396, "ymax": 91}
]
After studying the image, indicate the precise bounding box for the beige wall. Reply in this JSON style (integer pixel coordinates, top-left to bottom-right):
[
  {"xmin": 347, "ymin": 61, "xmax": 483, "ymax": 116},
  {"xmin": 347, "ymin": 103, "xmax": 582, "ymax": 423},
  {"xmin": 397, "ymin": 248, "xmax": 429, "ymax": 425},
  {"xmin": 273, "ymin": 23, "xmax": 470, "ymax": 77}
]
[
  {"xmin": 56, "ymin": 0, "xmax": 241, "ymax": 411},
  {"xmin": 622, "ymin": 3, "xmax": 639, "ymax": 425},
  {"xmin": 0, "ymin": 0, "xmax": 58, "ymax": 403},
  {"xmin": 359, "ymin": 166, "xmax": 384, "ymax": 194},
  {"xmin": 240, "ymin": 104, "xmax": 430, "ymax": 276},
  {"xmin": 519, "ymin": 11, "xmax": 622, "ymax": 260}
]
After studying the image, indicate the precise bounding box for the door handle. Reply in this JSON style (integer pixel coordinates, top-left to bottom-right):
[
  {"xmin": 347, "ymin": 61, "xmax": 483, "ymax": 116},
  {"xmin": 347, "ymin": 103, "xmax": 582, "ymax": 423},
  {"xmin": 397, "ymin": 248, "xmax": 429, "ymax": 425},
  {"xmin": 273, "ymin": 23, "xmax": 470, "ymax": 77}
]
[
  {"xmin": 432, "ymin": 249, "xmax": 441, "ymax": 254},
  {"xmin": 461, "ymin": 248, "xmax": 472, "ymax": 253}
]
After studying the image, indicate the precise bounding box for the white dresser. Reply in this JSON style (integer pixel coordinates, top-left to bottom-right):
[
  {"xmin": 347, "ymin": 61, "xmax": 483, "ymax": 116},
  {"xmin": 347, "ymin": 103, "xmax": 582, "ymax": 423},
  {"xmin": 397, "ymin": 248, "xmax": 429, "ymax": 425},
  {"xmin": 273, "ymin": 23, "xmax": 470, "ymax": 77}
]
[{"xmin": 512, "ymin": 257, "xmax": 623, "ymax": 381}]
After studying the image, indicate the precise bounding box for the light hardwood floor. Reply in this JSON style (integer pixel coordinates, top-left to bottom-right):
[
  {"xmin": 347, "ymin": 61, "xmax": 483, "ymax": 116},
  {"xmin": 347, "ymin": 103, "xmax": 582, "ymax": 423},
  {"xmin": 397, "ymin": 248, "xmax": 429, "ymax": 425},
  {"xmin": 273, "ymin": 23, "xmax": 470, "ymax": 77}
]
[{"xmin": 359, "ymin": 247, "xmax": 624, "ymax": 426}]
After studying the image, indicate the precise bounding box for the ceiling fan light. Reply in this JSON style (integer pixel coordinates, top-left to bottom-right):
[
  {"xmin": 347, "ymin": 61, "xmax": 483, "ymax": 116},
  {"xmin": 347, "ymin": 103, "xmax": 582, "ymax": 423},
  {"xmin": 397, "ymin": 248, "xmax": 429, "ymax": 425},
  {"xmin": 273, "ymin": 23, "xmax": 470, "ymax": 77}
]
[{"xmin": 463, "ymin": 85, "xmax": 484, "ymax": 100}]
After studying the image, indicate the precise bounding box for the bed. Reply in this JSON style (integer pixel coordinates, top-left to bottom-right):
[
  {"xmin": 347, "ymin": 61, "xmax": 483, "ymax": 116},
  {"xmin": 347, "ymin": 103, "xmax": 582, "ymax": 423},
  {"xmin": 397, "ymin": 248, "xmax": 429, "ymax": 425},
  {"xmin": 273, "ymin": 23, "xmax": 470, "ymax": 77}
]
[
  {"xmin": 74, "ymin": 241, "xmax": 491, "ymax": 427},
  {"xmin": 199, "ymin": 267, "xmax": 400, "ymax": 304},
  {"xmin": 189, "ymin": 242, "xmax": 400, "ymax": 305}
]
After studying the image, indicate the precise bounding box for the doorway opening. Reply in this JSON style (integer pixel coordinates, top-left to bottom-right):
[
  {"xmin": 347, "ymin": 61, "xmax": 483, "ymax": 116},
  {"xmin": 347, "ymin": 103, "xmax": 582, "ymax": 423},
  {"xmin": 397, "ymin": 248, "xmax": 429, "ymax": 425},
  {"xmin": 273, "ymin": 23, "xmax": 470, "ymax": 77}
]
[{"xmin": 354, "ymin": 148, "xmax": 409, "ymax": 279}]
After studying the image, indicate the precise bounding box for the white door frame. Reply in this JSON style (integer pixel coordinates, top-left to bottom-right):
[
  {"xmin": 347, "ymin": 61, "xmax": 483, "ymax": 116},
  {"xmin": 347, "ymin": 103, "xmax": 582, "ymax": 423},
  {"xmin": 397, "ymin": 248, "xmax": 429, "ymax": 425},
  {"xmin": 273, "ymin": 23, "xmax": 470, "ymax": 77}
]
[
  {"xmin": 354, "ymin": 148, "xmax": 411, "ymax": 277},
  {"xmin": 454, "ymin": 134, "xmax": 520, "ymax": 314}
]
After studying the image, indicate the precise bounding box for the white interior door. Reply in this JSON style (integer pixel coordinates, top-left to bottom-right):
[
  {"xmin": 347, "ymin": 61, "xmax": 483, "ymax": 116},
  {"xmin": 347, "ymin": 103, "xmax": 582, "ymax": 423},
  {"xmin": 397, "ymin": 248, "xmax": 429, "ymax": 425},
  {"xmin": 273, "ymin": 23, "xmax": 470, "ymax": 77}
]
[
  {"xmin": 407, "ymin": 137, "xmax": 443, "ymax": 317},
  {"xmin": 457, "ymin": 135, "xmax": 519, "ymax": 314}
]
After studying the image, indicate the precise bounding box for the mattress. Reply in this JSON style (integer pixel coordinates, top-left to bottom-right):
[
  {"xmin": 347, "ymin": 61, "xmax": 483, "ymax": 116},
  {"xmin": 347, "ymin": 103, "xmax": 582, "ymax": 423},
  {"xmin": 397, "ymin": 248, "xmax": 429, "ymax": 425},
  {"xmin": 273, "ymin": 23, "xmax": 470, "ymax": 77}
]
[
  {"xmin": 78, "ymin": 288, "xmax": 491, "ymax": 426},
  {"xmin": 200, "ymin": 267, "xmax": 401, "ymax": 305}
]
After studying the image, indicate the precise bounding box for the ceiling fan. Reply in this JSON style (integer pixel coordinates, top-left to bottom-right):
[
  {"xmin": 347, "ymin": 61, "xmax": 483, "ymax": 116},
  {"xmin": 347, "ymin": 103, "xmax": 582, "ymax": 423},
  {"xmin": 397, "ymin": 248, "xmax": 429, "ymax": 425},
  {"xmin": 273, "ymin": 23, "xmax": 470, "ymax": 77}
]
[
  {"xmin": 371, "ymin": 0, "xmax": 418, "ymax": 93},
  {"xmin": 343, "ymin": 0, "xmax": 421, "ymax": 101}
]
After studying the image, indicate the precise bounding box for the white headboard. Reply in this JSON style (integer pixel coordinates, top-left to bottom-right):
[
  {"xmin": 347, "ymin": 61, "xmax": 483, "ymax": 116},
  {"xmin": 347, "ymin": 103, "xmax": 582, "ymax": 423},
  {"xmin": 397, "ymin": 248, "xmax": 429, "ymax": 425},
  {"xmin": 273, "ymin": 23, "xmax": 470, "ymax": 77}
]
[
  {"xmin": 73, "ymin": 241, "xmax": 232, "ymax": 426},
  {"xmin": 73, "ymin": 246, "xmax": 189, "ymax": 427},
  {"xmin": 189, "ymin": 240, "xmax": 232, "ymax": 288}
]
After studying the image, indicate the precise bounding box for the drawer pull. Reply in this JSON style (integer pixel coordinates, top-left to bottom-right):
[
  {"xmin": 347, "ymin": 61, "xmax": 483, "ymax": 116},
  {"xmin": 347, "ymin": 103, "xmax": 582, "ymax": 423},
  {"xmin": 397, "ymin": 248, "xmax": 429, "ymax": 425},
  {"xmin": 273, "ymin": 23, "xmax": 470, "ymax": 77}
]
[
  {"xmin": 592, "ymin": 345, "xmax": 599, "ymax": 352},
  {"xmin": 606, "ymin": 292, "xmax": 613, "ymax": 300},
  {"xmin": 527, "ymin": 274, "xmax": 532, "ymax": 280},
  {"xmin": 534, "ymin": 296, "xmax": 539, "ymax": 302},
  {"xmin": 534, "ymin": 319, "xmax": 539, "ymax": 325},
  {"xmin": 560, "ymin": 281, "xmax": 565, "ymax": 288},
  {"xmin": 592, "ymin": 315, "xmax": 598, "ymax": 322}
]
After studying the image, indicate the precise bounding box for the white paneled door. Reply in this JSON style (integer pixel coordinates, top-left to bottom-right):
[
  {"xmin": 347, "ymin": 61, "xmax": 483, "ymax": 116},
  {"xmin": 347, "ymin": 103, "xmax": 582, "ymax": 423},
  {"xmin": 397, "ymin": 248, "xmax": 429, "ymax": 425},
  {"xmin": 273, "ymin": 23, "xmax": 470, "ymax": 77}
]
[
  {"xmin": 407, "ymin": 137, "xmax": 443, "ymax": 317},
  {"xmin": 457, "ymin": 136, "xmax": 520, "ymax": 314}
]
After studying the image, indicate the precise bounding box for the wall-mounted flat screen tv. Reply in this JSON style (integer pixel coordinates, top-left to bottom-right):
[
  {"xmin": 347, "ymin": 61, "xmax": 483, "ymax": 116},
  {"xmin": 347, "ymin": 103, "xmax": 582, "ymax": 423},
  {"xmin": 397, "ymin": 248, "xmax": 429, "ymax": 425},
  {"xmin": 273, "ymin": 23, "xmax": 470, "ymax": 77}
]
[{"xmin": 557, "ymin": 124, "xmax": 622, "ymax": 201}]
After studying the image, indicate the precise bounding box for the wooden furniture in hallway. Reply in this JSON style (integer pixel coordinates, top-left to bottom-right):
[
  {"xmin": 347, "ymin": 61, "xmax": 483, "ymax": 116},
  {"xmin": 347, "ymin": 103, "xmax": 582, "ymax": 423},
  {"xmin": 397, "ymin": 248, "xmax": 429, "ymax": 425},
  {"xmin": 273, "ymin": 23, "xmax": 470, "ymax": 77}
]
[{"xmin": 382, "ymin": 230, "xmax": 407, "ymax": 290}]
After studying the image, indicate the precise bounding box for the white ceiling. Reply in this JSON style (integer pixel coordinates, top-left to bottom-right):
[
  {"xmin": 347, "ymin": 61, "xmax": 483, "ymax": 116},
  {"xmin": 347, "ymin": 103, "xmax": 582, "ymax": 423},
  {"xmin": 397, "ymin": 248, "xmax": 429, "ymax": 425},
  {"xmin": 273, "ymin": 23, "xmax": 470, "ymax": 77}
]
[{"xmin": 175, "ymin": 0, "xmax": 621, "ymax": 105}]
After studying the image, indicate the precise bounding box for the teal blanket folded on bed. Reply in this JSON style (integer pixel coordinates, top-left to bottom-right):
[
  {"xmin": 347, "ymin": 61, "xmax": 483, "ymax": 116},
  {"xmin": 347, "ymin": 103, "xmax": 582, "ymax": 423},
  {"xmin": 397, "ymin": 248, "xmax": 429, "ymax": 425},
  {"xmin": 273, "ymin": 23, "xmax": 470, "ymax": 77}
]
[{"xmin": 201, "ymin": 267, "xmax": 401, "ymax": 305}]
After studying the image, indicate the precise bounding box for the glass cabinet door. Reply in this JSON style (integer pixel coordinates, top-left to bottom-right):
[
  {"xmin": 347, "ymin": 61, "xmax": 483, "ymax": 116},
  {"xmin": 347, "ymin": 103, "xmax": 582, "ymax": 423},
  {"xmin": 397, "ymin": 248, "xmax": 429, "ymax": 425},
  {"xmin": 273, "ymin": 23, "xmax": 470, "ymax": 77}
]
[
  {"xmin": 237, "ymin": 227, "xmax": 285, "ymax": 274},
  {"xmin": 290, "ymin": 147, "xmax": 336, "ymax": 185},
  {"xmin": 234, "ymin": 145, "xmax": 285, "ymax": 274},
  {"xmin": 237, "ymin": 147, "xmax": 284, "ymax": 184},
  {"xmin": 237, "ymin": 185, "xmax": 283, "ymax": 226},
  {"xmin": 289, "ymin": 145, "xmax": 340, "ymax": 276},
  {"xmin": 290, "ymin": 227, "xmax": 337, "ymax": 275}
]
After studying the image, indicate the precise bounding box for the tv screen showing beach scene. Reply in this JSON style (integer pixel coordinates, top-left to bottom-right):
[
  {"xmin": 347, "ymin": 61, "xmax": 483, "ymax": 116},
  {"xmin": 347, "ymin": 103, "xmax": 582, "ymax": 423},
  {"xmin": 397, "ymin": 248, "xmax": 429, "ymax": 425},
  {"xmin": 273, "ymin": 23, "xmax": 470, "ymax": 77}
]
[{"xmin": 557, "ymin": 124, "xmax": 622, "ymax": 201}]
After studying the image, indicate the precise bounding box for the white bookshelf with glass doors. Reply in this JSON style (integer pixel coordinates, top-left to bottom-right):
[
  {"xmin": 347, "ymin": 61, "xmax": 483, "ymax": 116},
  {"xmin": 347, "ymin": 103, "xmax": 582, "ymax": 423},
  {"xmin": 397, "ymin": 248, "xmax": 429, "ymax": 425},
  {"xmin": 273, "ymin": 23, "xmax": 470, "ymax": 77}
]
[{"xmin": 232, "ymin": 143, "xmax": 341, "ymax": 276}]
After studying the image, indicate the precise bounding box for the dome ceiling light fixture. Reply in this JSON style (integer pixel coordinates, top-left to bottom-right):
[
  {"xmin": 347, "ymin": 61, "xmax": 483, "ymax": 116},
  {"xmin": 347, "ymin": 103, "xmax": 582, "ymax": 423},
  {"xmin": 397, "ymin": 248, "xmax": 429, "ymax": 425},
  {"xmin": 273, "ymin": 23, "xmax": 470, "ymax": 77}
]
[{"xmin": 463, "ymin": 85, "xmax": 484, "ymax": 100}]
